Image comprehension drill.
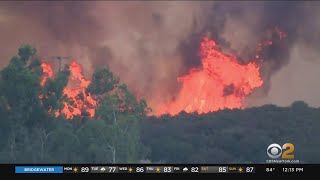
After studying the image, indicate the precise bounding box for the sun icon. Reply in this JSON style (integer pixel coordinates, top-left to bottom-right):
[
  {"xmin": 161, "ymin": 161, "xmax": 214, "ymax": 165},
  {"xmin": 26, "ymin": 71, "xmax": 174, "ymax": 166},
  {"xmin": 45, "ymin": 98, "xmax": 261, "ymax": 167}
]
[
  {"xmin": 156, "ymin": 167, "xmax": 161, "ymax": 173},
  {"xmin": 238, "ymin": 167, "xmax": 244, "ymax": 173},
  {"xmin": 73, "ymin": 167, "xmax": 78, "ymax": 173},
  {"xmin": 128, "ymin": 167, "xmax": 133, "ymax": 173}
]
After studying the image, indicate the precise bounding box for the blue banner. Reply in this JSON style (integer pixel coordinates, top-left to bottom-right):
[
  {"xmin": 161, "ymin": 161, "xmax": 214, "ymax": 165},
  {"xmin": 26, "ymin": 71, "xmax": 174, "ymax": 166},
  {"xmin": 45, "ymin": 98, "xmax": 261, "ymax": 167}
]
[{"xmin": 15, "ymin": 166, "xmax": 63, "ymax": 173}]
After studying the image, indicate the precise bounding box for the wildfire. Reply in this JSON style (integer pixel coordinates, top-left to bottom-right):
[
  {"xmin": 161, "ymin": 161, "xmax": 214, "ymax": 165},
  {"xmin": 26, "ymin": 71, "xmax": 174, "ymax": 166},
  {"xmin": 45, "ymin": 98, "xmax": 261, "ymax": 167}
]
[
  {"xmin": 62, "ymin": 62, "xmax": 97, "ymax": 119},
  {"xmin": 156, "ymin": 37, "xmax": 264, "ymax": 116},
  {"xmin": 40, "ymin": 61, "xmax": 97, "ymax": 119},
  {"xmin": 40, "ymin": 62, "xmax": 53, "ymax": 86},
  {"xmin": 39, "ymin": 27, "xmax": 286, "ymax": 118}
]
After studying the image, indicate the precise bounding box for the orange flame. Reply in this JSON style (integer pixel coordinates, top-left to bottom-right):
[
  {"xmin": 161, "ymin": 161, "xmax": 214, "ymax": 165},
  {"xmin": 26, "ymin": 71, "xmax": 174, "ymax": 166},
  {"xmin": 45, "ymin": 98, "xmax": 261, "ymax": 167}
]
[
  {"xmin": 40, "ymin": 61, "xmax": 97, "ymax": 119},
  {"xmin": 40, "ymin": 62, "xmax": 53, "ymax": 86},
  {"xmin": 61, "ymin": 61, "xmax": 97, "ymax": 119},
  {"xmin": 155, "ymin": 37, "xmax": 264, "ymax": 116}
]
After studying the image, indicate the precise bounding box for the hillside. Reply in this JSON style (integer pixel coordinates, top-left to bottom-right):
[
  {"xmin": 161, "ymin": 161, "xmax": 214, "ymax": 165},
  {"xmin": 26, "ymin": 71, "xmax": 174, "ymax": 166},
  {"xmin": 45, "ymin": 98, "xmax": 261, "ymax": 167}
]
[
  {"xmin": 142, "ymin": 103, "xmax": 320, "ymax": 163},
  {"xmin": 0, "ymin": 45, "xmax": 319, "ymax": 164}
]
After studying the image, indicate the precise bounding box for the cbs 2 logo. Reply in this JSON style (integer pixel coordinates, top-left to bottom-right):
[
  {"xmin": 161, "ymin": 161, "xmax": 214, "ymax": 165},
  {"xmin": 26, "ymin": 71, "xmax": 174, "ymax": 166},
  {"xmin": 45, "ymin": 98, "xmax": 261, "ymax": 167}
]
[{"xmin": 267, "ymin": 143, "xmax": 294, "ymax": 159}]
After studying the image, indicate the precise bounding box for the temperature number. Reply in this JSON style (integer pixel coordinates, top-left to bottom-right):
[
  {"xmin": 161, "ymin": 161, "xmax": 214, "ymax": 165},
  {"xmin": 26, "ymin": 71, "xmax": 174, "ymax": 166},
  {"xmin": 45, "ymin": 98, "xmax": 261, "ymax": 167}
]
[
  {"xmin": 164, "ymin": 167, "xmax": 172, "ymax": 173},
  {"xmin": 246, "ymin": 167, "xmax": 254, "ymax": 173},
  {"xmin": 191, "ymin": 167, "xmax": 199, "ymax": 173}
]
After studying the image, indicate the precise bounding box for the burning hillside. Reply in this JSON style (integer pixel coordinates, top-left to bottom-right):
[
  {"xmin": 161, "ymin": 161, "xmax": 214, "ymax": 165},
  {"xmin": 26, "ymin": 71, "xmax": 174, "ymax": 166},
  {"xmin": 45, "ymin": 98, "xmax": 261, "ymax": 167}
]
[
  {"xmin": 155, "ymin": 37, "xmax": 263, "ymax": 115},
  {"xmin": 40, "ymin": 28, "xmax": 286, "ymax": 118},
  {"xmin": 40, "ymin": 61, "xmax": 97, "ymax": 119}
]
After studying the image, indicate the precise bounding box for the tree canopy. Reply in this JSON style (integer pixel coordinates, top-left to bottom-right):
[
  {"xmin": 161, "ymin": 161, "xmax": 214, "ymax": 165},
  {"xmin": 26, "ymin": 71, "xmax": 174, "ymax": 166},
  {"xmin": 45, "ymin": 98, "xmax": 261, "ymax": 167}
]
[
  {"xmin": 0, "ymin": 45, "xmax": 319, "ymax": 163},
  {"xmin": 0, "ymin": 45, "xmax": 149, "ymax": 163}
]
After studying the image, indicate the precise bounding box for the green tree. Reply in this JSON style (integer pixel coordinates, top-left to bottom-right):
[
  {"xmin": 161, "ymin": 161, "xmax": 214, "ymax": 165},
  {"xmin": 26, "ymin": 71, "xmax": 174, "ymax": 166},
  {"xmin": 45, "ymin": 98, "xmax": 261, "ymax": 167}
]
[
  {"xmin": 41, "ymin": 64, "xmax": 70, "ymax": 116},
  {"xmin": 85, "ymin": 67, "xmax": 150, "ymax": 163},
  {"xmin": 0, "ymin": 45, "xmax": 74, "ymax": 163}
]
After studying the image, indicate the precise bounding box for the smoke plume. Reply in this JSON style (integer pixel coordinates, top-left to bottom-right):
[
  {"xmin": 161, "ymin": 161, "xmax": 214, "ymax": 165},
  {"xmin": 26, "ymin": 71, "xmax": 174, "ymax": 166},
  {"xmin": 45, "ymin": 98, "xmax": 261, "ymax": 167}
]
[{"xmin": 1, "ymin": 1, "xmax": 320, "ymax": 111}]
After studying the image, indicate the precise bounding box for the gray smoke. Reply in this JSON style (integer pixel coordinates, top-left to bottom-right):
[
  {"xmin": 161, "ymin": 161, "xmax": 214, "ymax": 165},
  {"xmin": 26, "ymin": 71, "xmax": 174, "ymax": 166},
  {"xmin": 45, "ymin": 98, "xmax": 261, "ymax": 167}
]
[{"xmin": 0, "ymin": 1, "xmax": 320, "ymax": 110}]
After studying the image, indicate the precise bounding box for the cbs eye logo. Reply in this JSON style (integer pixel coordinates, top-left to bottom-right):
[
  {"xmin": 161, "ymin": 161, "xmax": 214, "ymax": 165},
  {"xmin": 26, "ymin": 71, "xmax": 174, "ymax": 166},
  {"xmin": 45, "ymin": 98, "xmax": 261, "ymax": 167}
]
[{"xmin": 267, "ymin": 143, "xmax": 295, "ymax": 159}]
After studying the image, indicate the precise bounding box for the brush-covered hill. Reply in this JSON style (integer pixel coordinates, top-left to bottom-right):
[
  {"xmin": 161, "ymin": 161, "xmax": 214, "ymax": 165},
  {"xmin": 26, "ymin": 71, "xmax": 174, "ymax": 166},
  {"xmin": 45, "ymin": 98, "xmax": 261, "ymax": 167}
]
[
  {"xmin": 1, "ymin": 45, "xmax": 319, "ymax": 164},
  {"xmin": 142, "ymin": 102, "xmax": 320, "ymax": 163}
]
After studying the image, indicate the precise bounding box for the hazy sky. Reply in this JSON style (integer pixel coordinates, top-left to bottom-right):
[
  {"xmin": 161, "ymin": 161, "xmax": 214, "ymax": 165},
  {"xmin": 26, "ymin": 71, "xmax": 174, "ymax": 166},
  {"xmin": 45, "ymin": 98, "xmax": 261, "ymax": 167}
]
[{"xmin": 0, "ymin": 1, "xmax": 319, "ymax": 109}]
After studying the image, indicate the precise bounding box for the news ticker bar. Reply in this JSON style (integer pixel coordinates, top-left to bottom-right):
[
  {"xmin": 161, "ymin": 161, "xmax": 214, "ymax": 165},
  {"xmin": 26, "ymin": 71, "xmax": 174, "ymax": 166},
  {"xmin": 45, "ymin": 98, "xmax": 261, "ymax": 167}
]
[
  {"xmin": 14, "ymin": 166, "xmax": 251, "ymax": 174},
  {"xmin": 14, "ymin": 166, "xmax": 253, "ymax": 174},
  {"xmin": 4, "ymin": 164, "xmax": 313, "ymax": 174}
]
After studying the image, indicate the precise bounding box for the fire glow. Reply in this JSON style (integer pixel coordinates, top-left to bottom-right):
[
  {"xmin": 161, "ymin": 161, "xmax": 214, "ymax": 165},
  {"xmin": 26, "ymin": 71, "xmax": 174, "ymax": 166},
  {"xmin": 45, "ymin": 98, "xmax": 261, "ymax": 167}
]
[
  {"xmin": 155, "ymin": 37, "xmax": 264, "ymax": 116},
  {"xmin": 40, "ymin": 63, "xmax": 53, "ymax": 87},
  {"xmin": 39, "ymin": 28, "xmax": 286, "ymax": 118},
  {"xmin": 40, "ymin": 61, "xmax": 97, "ymax": 119}
]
